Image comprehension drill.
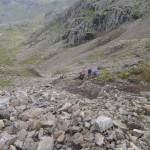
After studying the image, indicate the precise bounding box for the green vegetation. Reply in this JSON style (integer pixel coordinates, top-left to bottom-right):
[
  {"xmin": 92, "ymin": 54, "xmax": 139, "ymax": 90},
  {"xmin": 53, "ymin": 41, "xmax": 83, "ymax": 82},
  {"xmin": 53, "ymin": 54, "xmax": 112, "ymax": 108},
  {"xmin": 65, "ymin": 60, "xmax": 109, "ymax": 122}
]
[
  {"xmin": 19, "ymin": 55, "xmax": 42, "ymax": 65},
  {"xmin": 81, "ymin": 9, "xmax": 95, "ymax": 21},
  {"xmin": 53, "ymin": 67, "xmax": 70, "ymax": 75},
  {"xmin": 92, "ymin": 70, "xmax": 115, "ymax": 84},
  {"xmin": 0, "ymin": 80, "xmax": 13, "ymax": 87},
  {"xmin": 17, "ymin": 68, "xmax": 36, "ymax": 77},
  {"xmin": 118, "ymin": 63, "xmax": 150, "ymax": 82},
  {"xmin": 0, "ymin": 48, "xmax": 18, "ymax": 66},
  {"xmin": 87, "ymin": 48, "xmax": 105, "ymax": 62}
]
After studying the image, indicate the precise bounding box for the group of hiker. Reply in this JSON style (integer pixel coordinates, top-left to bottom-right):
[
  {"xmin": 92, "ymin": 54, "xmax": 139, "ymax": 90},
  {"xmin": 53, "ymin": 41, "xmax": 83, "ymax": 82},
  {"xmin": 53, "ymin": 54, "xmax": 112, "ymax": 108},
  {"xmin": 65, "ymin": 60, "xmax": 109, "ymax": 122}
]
[{"xmin": 79, "ymin": 67, "xmax": 99, "ymax": 80}]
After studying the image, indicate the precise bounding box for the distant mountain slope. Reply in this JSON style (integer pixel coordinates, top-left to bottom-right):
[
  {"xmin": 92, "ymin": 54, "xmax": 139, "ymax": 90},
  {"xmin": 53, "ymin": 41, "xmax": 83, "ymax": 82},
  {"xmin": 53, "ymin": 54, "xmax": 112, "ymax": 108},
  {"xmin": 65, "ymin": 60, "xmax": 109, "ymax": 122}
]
[{"xmin": 0, "ymin": 0, "xmax": 77, "ymax": 24}]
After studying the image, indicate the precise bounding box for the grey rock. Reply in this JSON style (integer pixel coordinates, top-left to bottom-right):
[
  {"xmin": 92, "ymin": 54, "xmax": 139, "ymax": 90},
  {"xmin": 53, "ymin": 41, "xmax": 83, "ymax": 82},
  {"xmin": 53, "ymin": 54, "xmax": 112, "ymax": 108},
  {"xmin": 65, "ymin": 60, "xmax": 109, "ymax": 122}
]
[
  {"xmin": 9, "ymin": 145, "xmax": 17, "ymax": 150},
  {"xmin": 143, "ymin": 131, "xmax": 150, "ymax": 145},
  {"xmin": 95, "ymin": 133, "xmax": 104, "ymax": 146},
  {"xmin": 94, "ymin": 116, "xmax": 113, "ymax": 132},
  {"xmin": 0, "ymin": 132, "xmax": 17, "ymax": 147},
  {"xmin": 37, "ymin": 137, "xmax": 54, "ymax": 150},
  {"xmin": 0, "ymin": 120, "xmax": 5, "ymax": 129},
  {"xmin": 0, "ymin": 97, "xmax": 10, "ymax": 106},
  {"xmin": 113, "ymin": 120, "xmax": 127, "ymax": 129}
]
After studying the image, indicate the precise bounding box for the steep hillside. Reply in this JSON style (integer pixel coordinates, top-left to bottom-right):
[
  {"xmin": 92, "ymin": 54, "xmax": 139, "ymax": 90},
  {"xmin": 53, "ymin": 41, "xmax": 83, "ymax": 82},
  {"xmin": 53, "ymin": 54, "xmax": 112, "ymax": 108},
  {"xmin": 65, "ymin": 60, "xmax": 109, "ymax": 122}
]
[{"xmin": 14, "ymin": 0, "xmax": 150, "ymax": 77}]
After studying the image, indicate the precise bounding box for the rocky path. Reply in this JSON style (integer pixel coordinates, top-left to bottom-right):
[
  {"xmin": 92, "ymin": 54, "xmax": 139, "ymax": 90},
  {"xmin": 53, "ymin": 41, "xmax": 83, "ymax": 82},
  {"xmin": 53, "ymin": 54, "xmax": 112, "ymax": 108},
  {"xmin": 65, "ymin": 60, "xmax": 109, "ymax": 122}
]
[{"xmin": 0, "ymin": 78, "xmax": 150, "ymax": 150}]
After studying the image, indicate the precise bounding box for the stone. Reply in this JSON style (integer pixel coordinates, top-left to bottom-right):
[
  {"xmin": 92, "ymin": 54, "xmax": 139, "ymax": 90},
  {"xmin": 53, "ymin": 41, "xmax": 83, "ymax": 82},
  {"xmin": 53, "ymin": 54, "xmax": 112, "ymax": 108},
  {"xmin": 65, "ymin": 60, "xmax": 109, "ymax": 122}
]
[
  {"xmin": 9, "ymin": 145, "xmax": 17, "ymax": 150},
  {"xmin": 21, "ymin": 108, "xmax": 44, "ymax": 119},
  {"xmin": 0, "ymin": 132, "xmax": 17, "ymax": 147},
  {"xmin": 132, "ymin": 129, "xmax": 144, "ymax": 138},
  {"xmin": 130, "ymin": 142, "xmax": 142, "ymax": 150},
  {"xmin": 72, "ymin": 133, "xmax": 84, "ymax": 146},
  {"xmin": 128, "ymin": 134, "xmax": 138, "ymax": 143},
  {"xmin": 59, "ymin": 102, "xmax": 72, "ymax": 112},
  {"xmin": 57, "ymin": 132, "xmax": 65, "ymax": 143},
  {"xmin": 113, "ymin": 120, "xmax": 127, "ymax": 129},
  {"xmin": 116, "ymin": 142, "xmax": 127, "ymax": 150},
  {"xmin": 16, "ymin": 90, "xmax": 29, "ymax": 102},
  {"xmin": 143, "ymin": 105, "xmax": 150, "ymax": 115},
  {"xmin": 128, "ymin": 122, "xmax": 142, "ymax": 130},
  {"xmin": 119, "ymin": 108, "xmax": 128, "ymax": 115},
  {"xmin": 94, "ymin": 116, "xmax": 113, "ymax": 132},
  {"xmin": 0, "ymin": 97, "xmax": 10, "ymax": 106},
  {"xmin": 38, "ymin": 128, "xmax": 44, "ymax": 139},
  {"xmin": 143, "ymin": 131, "xmax": 150, "ymax": 144},
  {"xmin": 17, "ymin": 129, "xmax": 28, "ymax": 141},
  {"xmin": 115, "ymin": 129, "xmax": 125, "ymax": 140},
  {"xmin": 14, "ymin": 140, "xmax": 23, "ymax": 149},
  {"xmin": 84, "ymin": 132, "xmax": 94, "ymax": 142},
  {"xmin": 0, "ymin": 120, "xmax": 5, "ymax": 129},
  {"xmin": 37, "ymin": 137, "xmax": 54, "ymax": 150},
  {"xmin": 95, "ymin": 133, "xmax": 104, "ymax": 146},
  {"xmin": 85, "ymin": 122, "xmax": 90, "ymax": 128},
  {"xmin": 28, "ymin": 120, "xmax": 43, "ymax": 131},
  {"xmin": 23, "ymin": 137, "xmax": 36, "ymax": 150}
]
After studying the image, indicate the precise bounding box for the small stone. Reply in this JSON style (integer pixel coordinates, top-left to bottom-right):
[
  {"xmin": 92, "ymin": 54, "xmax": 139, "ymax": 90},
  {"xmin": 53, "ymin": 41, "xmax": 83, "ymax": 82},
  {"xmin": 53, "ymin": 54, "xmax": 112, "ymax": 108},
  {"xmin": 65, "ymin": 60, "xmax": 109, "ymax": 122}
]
[
  {"xmin": 9, "ymin": 145, "xmax": 17, "ymax": 150},
  {"xmin": 113, "ymin": 120, "xmax": 127, "ymax": 129},
  {"xmin": 94, "ymin": 116, "xmax": 113, "ymax": 132},
  {"xmin": 85, "ymin": 122, "xmax": 90, "ymax": 128},
  {"xmin": 57, "ymin": 133, "xmax": 65, "ymax": 143},
  {"xmin": 0, "ymin": 132, "xmax": 17, "ymax": 147},
  {"xmin": 116, "ymin": 142, "xmax": 127, "ymax": 150},
  {"xmin": 143, "ymin": 131, "xmax": 150, "ymax": 144},
  {"xmin": 37, "ymin": 137, "xmax": 54, "ymax": 150},
  {"xmin": 0, "ymin": 97, "xmax": 10, "ymax": 106},
  {"xmin": 95, "ymin": 133, "xmax": 104, "ymax": 146},
  {"xmin": 143, "ymin": 105, "xmax": 150, "ymax": 115},
  {"xmin": 132, "ymin": 129, "xmax": 144, "ymax": 138},
  {"xmin": 119, "ymin": 108, "xmax": 128, "ymax": 115},
  {"xmin": 72, "ymin": 133, "xmax": 84, "ymax": 146},
  {"xmin": 0, "ymin": 120, "xmax": 5, "ymax": 129},
  {"xmin": 128, "ymin": 122, "xmax": 142, "ymax": 130}
]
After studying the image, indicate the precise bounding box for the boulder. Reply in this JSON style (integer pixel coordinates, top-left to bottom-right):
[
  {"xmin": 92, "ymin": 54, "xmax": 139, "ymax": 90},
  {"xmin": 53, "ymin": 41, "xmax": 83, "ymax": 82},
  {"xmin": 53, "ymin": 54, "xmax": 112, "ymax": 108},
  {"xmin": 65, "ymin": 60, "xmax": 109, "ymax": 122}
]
[{"xmin": 94, "ymin": 116, "xmax": 113, "ymax": 132}]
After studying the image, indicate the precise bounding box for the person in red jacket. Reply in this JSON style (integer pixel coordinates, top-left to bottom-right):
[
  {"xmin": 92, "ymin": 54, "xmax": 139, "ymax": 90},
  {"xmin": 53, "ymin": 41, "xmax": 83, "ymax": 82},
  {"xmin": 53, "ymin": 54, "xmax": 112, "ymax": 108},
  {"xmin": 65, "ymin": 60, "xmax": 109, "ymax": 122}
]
[{"xmin": 79, "ymin": 70, "xmax": 85, "ymax": 80}]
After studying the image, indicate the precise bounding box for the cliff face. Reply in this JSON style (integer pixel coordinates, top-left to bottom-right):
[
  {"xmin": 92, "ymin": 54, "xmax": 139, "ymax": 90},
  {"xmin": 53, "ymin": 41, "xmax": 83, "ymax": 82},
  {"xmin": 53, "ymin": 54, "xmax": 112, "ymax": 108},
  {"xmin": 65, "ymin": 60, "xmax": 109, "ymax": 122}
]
[{"xmin": 55, "ymin": 0, "xmax": 149, "ymax": 46}]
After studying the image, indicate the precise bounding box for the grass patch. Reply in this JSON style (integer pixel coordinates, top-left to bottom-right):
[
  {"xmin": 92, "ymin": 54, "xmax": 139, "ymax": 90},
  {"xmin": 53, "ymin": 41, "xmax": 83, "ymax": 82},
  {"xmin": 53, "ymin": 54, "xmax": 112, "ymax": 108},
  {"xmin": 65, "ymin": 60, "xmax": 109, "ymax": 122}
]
[
  {"xmin": 118, "ymin": 63, "xmax": 150, "ymax": 82},
  {"xmin": 93, "ymin": 70, "xmax": 115, "ymax": 84},
  {"xmin": 0, "ymin": 80, "xmax": 13, "ymax": 87},
  {"xmin": 53, "ymin": 67, "xmax": 70, "ymax": 75},
  {"xmin": 0, "ymin": 48, "xmax": 18, "ymax": 66},
  {"xmin": 19, "ymin": 55, "xmax": 42, "ymax": 65},
  {"xmin": 17, "ymin": 68, "xmax": 36, "ymax": 77},
  {"xmin": 61, "ymin": 47, "xmax": 69, "ymax": 52},
  {"xmin": 87, "ymin": 48, "xmax": 105, "ymax": 62}
]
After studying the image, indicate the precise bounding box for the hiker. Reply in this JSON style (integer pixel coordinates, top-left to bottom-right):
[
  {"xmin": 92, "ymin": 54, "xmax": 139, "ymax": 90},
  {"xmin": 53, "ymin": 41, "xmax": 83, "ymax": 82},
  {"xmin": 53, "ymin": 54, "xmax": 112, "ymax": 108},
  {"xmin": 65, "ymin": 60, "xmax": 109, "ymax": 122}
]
[
  {"xmin": 87, "ymin": 67, "xmax": 92, "ymax": 78},
  {"xmin": 93, "ymin": 68, "xmax": 99, "ymax": 77},
  {"xmin": 79, "ymin": 70, "xmax": 85, "ymax": 80}
]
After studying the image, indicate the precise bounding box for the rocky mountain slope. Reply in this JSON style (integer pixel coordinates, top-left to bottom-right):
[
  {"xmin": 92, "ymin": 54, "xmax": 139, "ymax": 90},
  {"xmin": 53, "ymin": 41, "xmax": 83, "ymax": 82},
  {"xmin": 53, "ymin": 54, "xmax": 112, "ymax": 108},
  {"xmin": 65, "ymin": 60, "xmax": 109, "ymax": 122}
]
[
  {"xmin": 0, "ymin": 78, "xmax": 150, "ymax": 150},
  {"xmin": 0, "ymin": 0, "xmax": 150, "ymax": 150}
]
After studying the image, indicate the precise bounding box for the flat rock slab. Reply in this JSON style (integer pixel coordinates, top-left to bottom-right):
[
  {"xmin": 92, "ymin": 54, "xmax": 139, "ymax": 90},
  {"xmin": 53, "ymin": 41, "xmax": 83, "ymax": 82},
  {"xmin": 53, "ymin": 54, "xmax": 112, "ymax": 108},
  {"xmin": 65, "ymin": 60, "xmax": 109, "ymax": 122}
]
[{"xmin": 37, "ymin": 137, "xmax": 54, "ymax": 150}]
